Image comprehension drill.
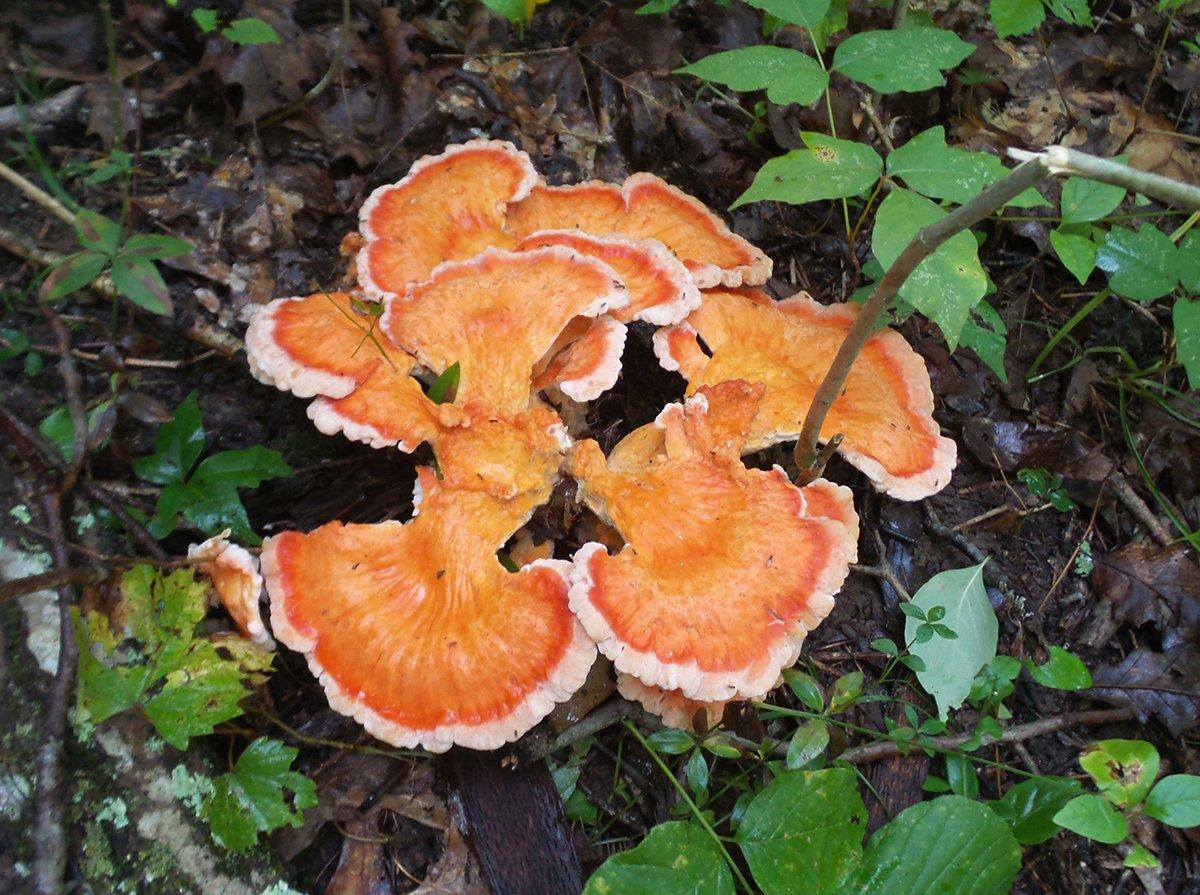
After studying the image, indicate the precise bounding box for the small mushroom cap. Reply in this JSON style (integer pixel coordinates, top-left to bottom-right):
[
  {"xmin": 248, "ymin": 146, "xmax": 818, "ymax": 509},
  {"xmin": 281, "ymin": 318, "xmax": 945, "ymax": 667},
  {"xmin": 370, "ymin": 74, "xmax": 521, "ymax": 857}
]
[
  {"xmin": 507, "ymin": 176, "xmax": 771, "ymax": 289},
  {"xmin": 654, "ymin": 289, "xmax": 957, "ymax": 500},
  {"xmin": 534, "ymin": 316, "xmax": 627, "ymax": 403},
  {"xmin": 265, "ymin": 469, "xmax": 596, "ymax": 752},
  {"xmin": 188, "ymin": 530, "xmax": 273, "ymax": 648},
  {"xmin": 381, "ymin": 247, "xmax": 628, "ymax": 416},
  {"xmin": 358, "ymin": 140, "xmax": 537, "ymax": 300},
  {"xmin": 617, "ymin": 674, "xmax": 727, "ymax": 733},
  {"xmin": 567, "ymin": 381, "xmax": 857, "ymax": 702},
  {"xmin": 518, "ymin": 231, "xmax": 700, "ymax": 326},
  {"xmin": 245, "ymin": 292, "xmax": 466, "ymax": 451}
]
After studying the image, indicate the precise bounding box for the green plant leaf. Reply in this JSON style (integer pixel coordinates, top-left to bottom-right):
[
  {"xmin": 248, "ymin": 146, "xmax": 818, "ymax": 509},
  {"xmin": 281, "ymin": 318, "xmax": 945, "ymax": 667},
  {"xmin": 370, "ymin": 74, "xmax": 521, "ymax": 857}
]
[
  {"xmin": 133, "ymin": 391, "xmax": 205, "ymax": 484},
  {"xmin": 220, "ymin": 18, "xmax": 281, "ymax": 45},
  {"xmin": 686, "ymin": 748, "xmax": 709, "ymax": 795},
  {"xmin": 110, "ymin": 255, "xmax": 173, "ymax": 315},
  {"xmin": 1050, "ymin": 228, "xmax": 1098, "ymax": 285},
  {"xmin": 192, "ymin": 8, "xmax": 219, "ymax": 33},
  {"xmin": 1124, "ymin": 844, "xmax": 1160, "ymax": 868},
  {"xmin": 645, "ymin": 729, "xmax": 695, "ymax": 754},
  {"xmin": 1095, "ymin": 225, "xmax": 1179, "ymax": 302},
  {"xmin": 168, "ymin": 481, "xmax": 261, "ymax": 544},
  {"xmin": 1079, "ymin": 739, "xmax": 1160, "ymax": 807},
  {"xmin": 742, "ymin": 0, "xmax": 831, "ymax": 30},
  {"xmin": 1177, "ymin": 230, "xmax": 1200, "ymax": 293},
  {"xmin": 1060, "ymin": 175, "xmax": 1125, "ymax": 224},
  {"xmin": 733, "ymin": 132, "xmax": 882, "ymax": 208},
  {"xmin": 192, "ymin": 446, "xmax": 293, "ymax": 490},
  {"xmin": 904, "ymin": 562, "xmax": 996, "ymax": 719},
  {"xmin": 831, "ymin": 27, "xmax": 976, "ymax": 93},
  {"xmin": 958, "ymin": 300, "xmax": 1008, "ymax": 382},
  {"xmin": 846, "ymin": 796, "xmax": 1021, "ymax": 894},
  {"xmin": 480, "ymin": 0, "xmax": 526, "ymax": 22},
  {"xmin": 41, "ymin": 250, "xmax": 108, "ymax": 303},
  {"xmin": 678, "ymin": 47, "xmax": 829, "ymax": 107},
  {"xmin": 782, "ymin": 668, "xmax": 824, "ymax": 711},
  {"xmin": 122, "ymin": 233, "xmax": 194, "ymax": 261},
  {"xmin": 426, "ymin": 362, "xmax": 461, "ymax": 404},
  {"xmin": 1026, "ymin": 646, "xmax": 1092, "ymax": 690},
  {"xmin": 990, "ymin": 776, "xmax": 1082, "ymax": 845},
  {"xmin": 989, "ymin": 0, "xmax": 1045, "ymax": 37},
  {"xmin": 1144, "ymin": 774, "xmax": 1200, "ymax": 827},
  {"xmin": 1052, "ymin": 794, "xmax": 1128, "ymax": 844},
  {"xmin": 885, "ymin": 127, "xmax": 1043, "ymax": 206},
  {"xmin": 636, "ymin": 0, "xmax": 680, "ymax": 13},
  {"xmin": 1175, "ymin": 297, "xmax": 1200, "ymax": 389},
  {"xmin": 38, "ymin": 402, "xmax": 112, "ymax": 462},
  {"xmin": 872, "ymin": 189, "xmax": 988, "ymax": 349},
  {"xmin": 736, "ymin": 768, "xmax": 865, "ymax": 895},
  {"xmin": 74, "ymin": 209, "xmax": 122, "ymax": 255},
  {"xmin": 786, "ymin": 719, "xmax": 830, "ymax": 769},
  {"xmin": 945, "ymin": 754, "xmax": 980, "ymax": 799},
  {"xmin": 1045, "ymin": 0, "xmax": 1091, "ymax": 26},
  {"xmin": 829, "ymin": 670, "xmax": 864, "ymax": 713},
  {"xmin": 203, "ymin": 737, "xmax": 316, "ymax": 852},
  {"xmin": 584, "ymin": 821, "xmax": 733, "ymax": 895}
]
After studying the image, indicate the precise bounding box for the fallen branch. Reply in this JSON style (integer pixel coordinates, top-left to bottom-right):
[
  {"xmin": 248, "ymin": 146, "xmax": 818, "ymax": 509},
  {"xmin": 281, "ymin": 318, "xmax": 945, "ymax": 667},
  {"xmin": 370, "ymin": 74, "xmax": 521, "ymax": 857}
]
[
  {"xmin": 0, "ymin": 158, "xmax": 76, "ymax": 227},
  {"xmin": 0, "ymin": 567, "xmax": 107, "ymax": 602},
  {"xmin": 0, "ymin": 85, "xmax": 87, "ymax": 135}
]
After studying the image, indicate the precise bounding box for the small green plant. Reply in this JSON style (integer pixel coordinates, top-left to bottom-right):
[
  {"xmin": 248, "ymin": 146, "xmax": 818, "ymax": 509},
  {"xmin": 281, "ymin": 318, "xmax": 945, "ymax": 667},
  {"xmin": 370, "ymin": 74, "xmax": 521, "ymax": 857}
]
[
  {"xmin": 175, "ymin": 1, "xmax": 281, "ymax": 45},
  {"xmin": 133, "ymin": 391, "xmax": 293, "ymax": 544},
  {"xmin": 1052, "ymin": 739, "xmax": 1200, "ymax": 866},
  {"xmin": 0, "ymin": 327, "xmax": 43, "ymax": 376},
  {"xmin": 75, "ymin": 565, "xmax": 314, "ymax": 851},
  {"xmin": 40, "ymin": 209, "xmax": 192, "ymax": 316},
  {"xmin": 1017, "ymin": 467, "xmax": 1079, "ymax": 512}
]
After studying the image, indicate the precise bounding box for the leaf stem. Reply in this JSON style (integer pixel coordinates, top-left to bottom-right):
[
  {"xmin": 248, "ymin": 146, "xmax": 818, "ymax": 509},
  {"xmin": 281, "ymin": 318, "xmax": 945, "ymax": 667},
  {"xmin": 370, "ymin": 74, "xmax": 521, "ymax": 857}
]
[{"xmin": 623, "ymin": 721, "xmax": 754, "ymax": 892}]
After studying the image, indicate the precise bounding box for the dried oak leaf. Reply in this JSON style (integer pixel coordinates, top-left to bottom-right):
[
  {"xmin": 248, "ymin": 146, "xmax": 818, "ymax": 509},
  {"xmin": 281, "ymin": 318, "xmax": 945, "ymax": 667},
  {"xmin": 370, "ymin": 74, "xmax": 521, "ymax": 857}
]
[
  {"xmin": 1095, "ymin": 543, "xmax": 1200, "ymax": 651},
  {"xmin": 1092, "ymin": 646, "xmax": 1200, "ymax": 736}
]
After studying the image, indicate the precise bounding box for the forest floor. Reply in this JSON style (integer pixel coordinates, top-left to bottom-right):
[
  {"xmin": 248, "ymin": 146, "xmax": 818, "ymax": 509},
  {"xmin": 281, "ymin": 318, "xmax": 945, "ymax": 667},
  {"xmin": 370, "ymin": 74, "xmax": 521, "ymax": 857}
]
[{"xmin": 0, "ymin": 1, "xmax": 1198, "ymax": 894}]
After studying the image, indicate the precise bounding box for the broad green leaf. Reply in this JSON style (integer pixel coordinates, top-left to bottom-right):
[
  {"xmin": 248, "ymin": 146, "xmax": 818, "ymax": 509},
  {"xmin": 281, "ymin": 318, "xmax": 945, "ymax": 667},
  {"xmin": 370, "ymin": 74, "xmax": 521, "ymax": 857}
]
[
  {"xmin": 74, "ymin": 209, "xmax": 122, "ymax": 255},
  {"xmin": 989, "ymin": 776, "xmax": 1082, "ymax": 844},
  {"xmin": 1052, "ymin": 794, "xmax": 1128, "ymax": 843},
  {"xmin": 1175, "ymin": 297, "xmax": 1200, "ymax": 389},
  {"xmin": 192, "ymin": 446, "xmax": 293, "ymax": 489},
  {"xmin": 810, "ymin": 0, "xmax": 847, "ymax": 50},
  {"xmin": 426, "ymin": 361, "xmax": 461, "ymax": 404},
  {"xmin": 736, "ymin": 768, "xmax": 865, "ymax": 895},
  {"xmin": 122, "ymin": 233, "xmax": 194, "ymax": 260},
  {"xmin": 677, "ymin": 47, "xmax": 829, "ymax": 107},
  {"xmin": 204, "ymin": 737, "xmax": 316, "ymax": 851},
  {"xmin": 734, "ymin": 132, "xmax": 882, "ymax": 208},
  {"xmin": 1046, "ymin": 0, "xmax": 1091, "ymax": 26},
  {"xmin": 1050, "ymin": 228, "xmax": 1098, "ymax": 285},
  {"xmin": 1144, "ymin": 774, "xmax": 1200, "ymax": 827},
  {"xmin": 145, "ymin": 662, "xmax": 251, "ymax": 749},
  {"xmin": 742, "ymin": 0, "xmax": 831, "ymax": 30},
  {"xmin": 175, "ymin": 481, "xmax": 261, "ymax": 544},
  {"xmin": 110, "ymin": 255, "xmax": 172, "ymax": 315},
  {"xmin": 989, "ymin": 0, "xmax": 1044, "ymax": 37},
  {"xmin": 645, "ymin": 729, "xmax": 694, "ymax": 754},
  {"xmin": 872, "ymin": 189, "xmax": 988, "ymax": 348},
  {"xmin": 1060, "ymin": 175, "xmax": 1125, "ymax": 224},
  {"xmin": 846, "ymin": 796, "xmax": 1021, "ymax": 894},
  {"xmin": 1079, "ymin": 739, "xmax": 1159, "ymax": 807},
  {"xmin": 832, "ymin": 28, "xmax": 976, "ymax": 93},
  {"xmin": 1177, "ymin": 230, "xmax": 1200, "ymax": 293},
  {"xmin": 220, "ymin": 18, "xmax": 280, "ymax": 45},
  {"xmin": 1095, "ymin": 225, "xmax": 1179, "ymax": 302},
  {"xmin": 686, "ymin": 749, "xmax": 709, "ymax": 795},
  {"xmin": 1026, "ymin": 646, "xmax": 1092, "ymax": 690},
  {"xmin": 905, "ymin": 562, "xmax": 996, "ymax": 718},
  {"xmin": 785, "ymin": 719, "xmax": 829, "ymax": 769},
  {"xmin": 945, "ymin": 754, "xmax": 979, "ymax": 799},
  {"xmin": 958, "ymin": 300, "xmax": 1008, "ymax": 382},
  {"xmin": 782, "ymin": 668, "xmax": 824, "ymax": 711},
  {"xmin": 829, "ymin": 670, "xmax": 864, "ymax": 713},
  {"xmin": 885, "ymin": 127, "xmax": 1043, "ymax": 206},
  {"xmin": 38, "ymin": 403, "xmax": 110, "ymax": 462},
  {"xmin": 1124, "ymin": 844, "xmax": 1160, "ymax": 868},
  {"xmin": 584, "ymin": 821, "xmax": 733, "ymax": 895},
  {"xmin": 133, "ymin": 391, "xmax": 205, "ymax": 484},
  {"xmin": 636, "ymin": 0, "xmax": 680, "ymax": 13},
  {"xmin": 41, "ymin": 250, "xmax": 108, "ymax": 303},
  {"xmin": 192, "ymin": 8, "xmax": 219, "ymax": 33}
]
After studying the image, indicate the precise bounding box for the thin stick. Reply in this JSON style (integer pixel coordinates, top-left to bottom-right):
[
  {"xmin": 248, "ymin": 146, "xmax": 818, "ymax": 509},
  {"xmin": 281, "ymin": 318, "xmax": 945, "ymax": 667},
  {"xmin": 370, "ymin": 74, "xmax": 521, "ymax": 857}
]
[
  {"xmin": 1009, "ymin": 146, "xmax": 1200, "ymax": 210},
  {"xmin": 0, "ymin": 158, "xmax": 76, "ymax": 227},
  {"xmin": 792, "ymin": 158, "xmax": 1054, "ymax": 477}
]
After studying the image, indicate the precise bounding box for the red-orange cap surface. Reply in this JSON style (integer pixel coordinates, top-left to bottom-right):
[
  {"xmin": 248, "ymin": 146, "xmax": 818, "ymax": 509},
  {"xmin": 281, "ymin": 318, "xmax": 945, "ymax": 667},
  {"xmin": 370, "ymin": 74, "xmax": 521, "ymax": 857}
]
[
  {"xmin": 517, "ymin": 231, "xmax": 700, "ymax": 325},
  {"xmin": 617, "ymin": 674, "xmax": 727, "ymax": 732},
  {"xmin": 265, "ymin": 469, "xmax": 596, "ymax": 752},
  {"xmin": 507, "ymin": 176, "xmax": 770, "ymax": 289},
  {"xmin": 533, "ymin": 316, "xmax": 627, "ymax": 403},
  {"xmin": 382, "ymin": 248, "xmax": 627, "ymax": 415},
  {"xmin": 358, "ymin": 140, "xmax": 537, "ymax": 301},
  {"xmin": 567, "ymin": 381, "xmax": 856, "ymax": 702},
  {"xmin": 188, "ymin": 530, "xmax": 273, "ymax": 648},
  {"xmin": 246, "ymin": 292, "xmax": 467, "ymax": 450},
  {"xmin": 654, "ymin": 289, "xmax": 957, "ymax": 500}
]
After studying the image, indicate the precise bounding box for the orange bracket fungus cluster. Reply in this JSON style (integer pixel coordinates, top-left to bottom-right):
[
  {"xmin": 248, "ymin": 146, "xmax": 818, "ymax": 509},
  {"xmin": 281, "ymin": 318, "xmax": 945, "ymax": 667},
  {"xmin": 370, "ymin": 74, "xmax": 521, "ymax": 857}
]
[{"xmin": 242, "ymin": 139, "xmax": 957, "ymax": 752}]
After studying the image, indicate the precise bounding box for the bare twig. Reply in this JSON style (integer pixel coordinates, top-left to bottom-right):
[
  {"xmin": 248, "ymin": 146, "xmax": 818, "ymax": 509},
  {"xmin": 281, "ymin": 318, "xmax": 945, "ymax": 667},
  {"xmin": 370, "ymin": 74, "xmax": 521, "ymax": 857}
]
[
  {"xmin": 1106, "ymin": 474, "xmax": 1174, "ymax": 547},
  {"xmin": 0, "ymin": 567, "xmax": 106, "ymax": 602},
  {"xmin": 838, "ymin": 707, "xmax": 1134, "ymax": 766},
  {"xmin": 522, "ymin": 699, "xmax": 651, "ymax": 763},
  {"xmin": 0, "ymin": 85, "xmax": 86, "ymax": 134},
  {"xmin": 0, "ymin": 158, "xmax": 76, "ymax": 226},
  {"xmin": 1008, "ymin": 146, "xmax": 1200, "ymax": 210},
  {"xmin": 43, "ymin": 309, "xmax": 87, "ymax": 495}
]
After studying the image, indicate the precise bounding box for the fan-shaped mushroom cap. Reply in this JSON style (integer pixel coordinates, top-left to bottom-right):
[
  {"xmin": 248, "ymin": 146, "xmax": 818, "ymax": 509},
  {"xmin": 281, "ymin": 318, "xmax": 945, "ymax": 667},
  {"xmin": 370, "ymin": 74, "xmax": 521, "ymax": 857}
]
[
  {"xmin": 358, "ymin": 140, "xmax": 537, "ymax": 301},
  {"xmin": 654, "ymin": 289, "xmax": 957, "ymax": 501},
  {"xmin": 381, "ymin": 247, "xmax": 628, "ymax": 415},
  {"xmin": 517, "ymin": 231, "xmax": 700, "ymax": 326},
  {"xmin": 245, "ymin": 292, "xmax": 467, "ymax": 450},
  {"xmin": 567, "ymin": 381, "xmax": 857, "ymax": 702},
  {"xmin": 533, "ymin": 316, "xmax": 627, "ymax": 403},
  {"xmin": 265, "ymin": 468, "xmax": 596, "ymax": 752},
  {"xmin": 188, "ymin": 530, "xmax": 273, "ymax": 648},
  {"xmin": 435, "ymin": 402, "xmax": 569, "ymax": 501},
  {"xmin": 617, "ymin": 674, "xmax": 727, "ymax": 732},
  {"xmin": 506, "ymin": 176, "xmax": 771, "ymax": 289}
]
